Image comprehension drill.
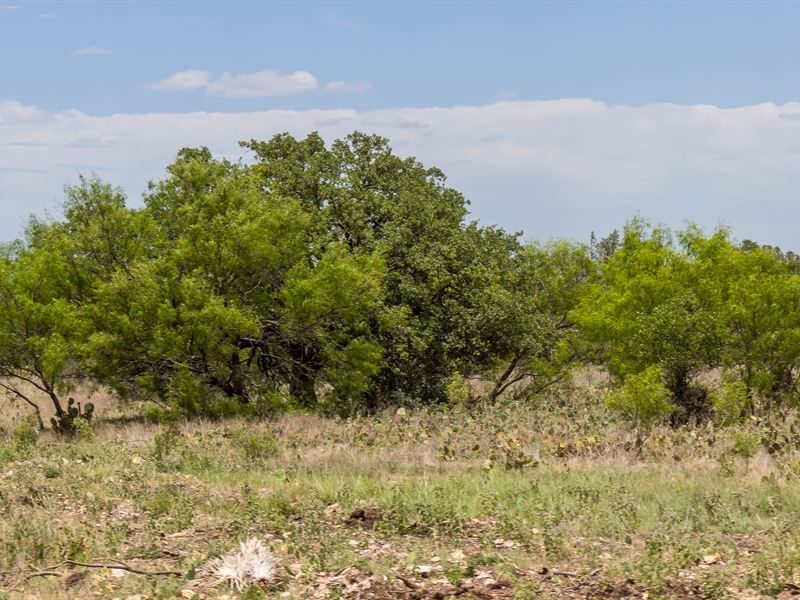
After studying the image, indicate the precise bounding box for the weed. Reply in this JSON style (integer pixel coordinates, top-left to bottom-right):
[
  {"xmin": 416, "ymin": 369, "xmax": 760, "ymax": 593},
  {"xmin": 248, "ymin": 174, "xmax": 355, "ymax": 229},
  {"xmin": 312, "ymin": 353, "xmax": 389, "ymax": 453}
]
[
  {"xmin": 732, "ymin": 429, "xmax": 761, "ymax": 458},
  {"xmin": 151, "ymin": 423, "xmax": 184, "ymax": 471}
]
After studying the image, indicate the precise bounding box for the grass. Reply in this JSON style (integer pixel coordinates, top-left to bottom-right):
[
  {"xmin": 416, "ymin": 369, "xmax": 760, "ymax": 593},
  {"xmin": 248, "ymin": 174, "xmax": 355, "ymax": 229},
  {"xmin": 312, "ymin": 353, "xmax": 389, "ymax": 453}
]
[{"xmin": 1, "ymin": 377, "xmax": 800, "ymax": 598}]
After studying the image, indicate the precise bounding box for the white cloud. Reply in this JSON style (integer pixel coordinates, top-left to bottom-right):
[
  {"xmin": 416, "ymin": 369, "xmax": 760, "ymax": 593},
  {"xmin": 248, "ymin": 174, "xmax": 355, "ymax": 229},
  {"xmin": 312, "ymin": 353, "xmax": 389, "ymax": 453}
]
[
  {"xmin": 149, "ymin": 69, "xmax": 320, "ymax": 98},
  {"xmin": 0, "ymin": 5, "xmax": 20, "ymax": 11},
  {"xmin": 3, "ymin": 99, "xmax": 800, "ymax": 248},
  {"xmin": 36, "ymin": 12, "xmax": 57, "ymax": 18},
  {"xmin": 325, "ymin": 80, "xmax": 373, "ymax": 93},
  {"xmin": 496, "ymin": 90, "xmax": 518, "ymax": 100},
  {"xmin": 146, "ymin": 70, "xmax": 212, "ymax": 92},
  {"xmin": 71, "ymin": 46, "xmax": 110, "ymax": 56},
  {"xmin": 205, "ymin": 70, "xmax": 318, "ymax": 97}
]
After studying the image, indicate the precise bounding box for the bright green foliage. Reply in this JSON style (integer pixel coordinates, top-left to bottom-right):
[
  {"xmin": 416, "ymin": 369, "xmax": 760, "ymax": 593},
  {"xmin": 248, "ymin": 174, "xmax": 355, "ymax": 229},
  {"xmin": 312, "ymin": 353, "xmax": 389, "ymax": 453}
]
[
  {"xmin": 0, "ymin": 177, "xmax": 153, "ymax": 431},
  {"xmin": 686, "ymin": 231, "xmax": 800, "ymax": 404},
  {"xmin": 444, "ymin": 373, "xmax": 471, "ymax": 405},
  {"xmin": 11, "ymin": 132, "xmax": 800, "ymax": 427},
  {"xmin": 575, "ymin": 220, "xmax": 800, "ymax": 423},
  {"xmin": 573, "ymin": 220, "xmax": 723, "ymax": 420},
  {"xmin": 89, "ymin": 256, "xmax": 260, "ymax": 402},
  {"xmin": 103, "ymin": 148, "xmax": 387, "ymax": 410},
  {"xmin": 280, "ymin": 245, "xmax": 385, "ymax": 408},
  {"xmin": 605, "ymin": 366, "xmax": 674, "ymax": 430},
  {"xmin": 0, "ymin": 236, "xmax": 87, "ymax": 430},
  {"xmin": 711, "ymin": 380, "xmax": 751, "ymax": 425}
]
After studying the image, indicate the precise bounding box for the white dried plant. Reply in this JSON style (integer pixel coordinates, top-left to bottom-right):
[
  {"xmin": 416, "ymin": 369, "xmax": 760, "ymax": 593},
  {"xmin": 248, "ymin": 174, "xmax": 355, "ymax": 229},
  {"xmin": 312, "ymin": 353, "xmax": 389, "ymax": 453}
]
[{"xmin": 197, "ymin": 538, "xmax": 280, "ymax": 591}]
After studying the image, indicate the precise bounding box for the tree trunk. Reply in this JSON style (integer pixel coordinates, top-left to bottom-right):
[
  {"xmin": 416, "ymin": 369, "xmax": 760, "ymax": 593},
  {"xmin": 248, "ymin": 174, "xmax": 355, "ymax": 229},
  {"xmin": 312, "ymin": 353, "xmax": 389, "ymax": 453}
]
[
  {"xmin": 289, "ymin": 366, "xmax": 317, "ymax": 407},
  {"xmin": 489, "ymin": 349, "xmax": 529, "ymax": 403},
  {"xmin": 47, "ymin": 388, "xmax": 65, "ymax": 420}
]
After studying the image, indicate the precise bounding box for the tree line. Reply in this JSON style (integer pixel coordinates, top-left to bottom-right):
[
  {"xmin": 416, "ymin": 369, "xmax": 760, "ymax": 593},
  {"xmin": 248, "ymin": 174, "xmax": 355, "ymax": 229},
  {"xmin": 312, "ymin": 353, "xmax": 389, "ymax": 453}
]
[{"xmin": 1, "ymin": 131, "xmax": 798, "ymax": 431}]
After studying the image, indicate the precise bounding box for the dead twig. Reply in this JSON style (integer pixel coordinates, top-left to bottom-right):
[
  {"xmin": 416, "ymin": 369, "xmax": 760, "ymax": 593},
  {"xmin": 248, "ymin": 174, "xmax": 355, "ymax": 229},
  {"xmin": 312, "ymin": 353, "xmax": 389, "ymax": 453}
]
[
  {"xmin": 26, "ymin": 559, "xmax": 182, "ymax": 580},
  {"xmin": 537, "ymin": 566, "xmax": 601, "ymax": 578},
  {"xmin": 397, "ymin": 574, "xmax": 419, "ymax": 589},
  {"xmin": 25, "ymin": 570, "xmax": 64, "ymax": 580}
]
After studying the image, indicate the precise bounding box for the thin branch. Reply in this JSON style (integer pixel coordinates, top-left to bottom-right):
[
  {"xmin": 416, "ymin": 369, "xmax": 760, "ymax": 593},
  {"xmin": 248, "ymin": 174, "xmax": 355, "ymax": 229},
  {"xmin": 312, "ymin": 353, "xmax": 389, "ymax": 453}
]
[
  {"xmin": 24, "ymin": 571, "xmax": 63, "ymax": 580},
  {"xmin": 32, "ymin": 559, "xmax": 183, "ymax": 579}
]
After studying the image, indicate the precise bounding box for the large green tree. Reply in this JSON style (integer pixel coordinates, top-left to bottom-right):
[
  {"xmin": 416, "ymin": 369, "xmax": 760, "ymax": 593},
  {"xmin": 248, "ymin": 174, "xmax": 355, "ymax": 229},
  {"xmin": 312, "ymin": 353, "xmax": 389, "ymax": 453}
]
[
  {"xmin": 243, "ymin": 131, "xmax": 552, "ymax": 404},
  {"xmin": 572, "ymin": 220, "xmax": 725, "ymax": 422},
  {"xmin": 87, "ymin": 148, "xmax": 387, "ymax": 411}
]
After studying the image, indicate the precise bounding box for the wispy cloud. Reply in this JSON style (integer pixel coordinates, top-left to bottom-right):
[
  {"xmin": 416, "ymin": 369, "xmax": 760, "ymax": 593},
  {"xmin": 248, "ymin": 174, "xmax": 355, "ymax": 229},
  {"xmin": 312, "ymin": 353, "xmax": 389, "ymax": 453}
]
[
  {"xmin": 205, "ymin": 70, "xmax": 318, "ymax": 97},
  {"xmin": 496, "ymin": 90, "xmax": 519, "ymax": 100},
  {"xmin": 148, "ymin": 69, "xmax": 373, "ymax": 97},
  {"xmin": 146, "ymin": 70, "xmax": 212, "ymax": 92},
  {"xmin": 324, "ymin": 80, "xmax": 373, "ymax": 93},
  {"xmin": 71, "ymin": 46, "xmax": 110, "ymax": 56},
  {"xmin": 4, "ymin": 99, "xmax": 800, "ymax": 248},
  {"xmin": 0, "ymin": 166, "xmax": 45, "ymax": 174},
  {"xmin": 0, "ymin": 5, "xmax": 20, "ymax": 11},
  {"xmin": 36, "ymin": 12, "xmax": 57, "ymax": 18}
]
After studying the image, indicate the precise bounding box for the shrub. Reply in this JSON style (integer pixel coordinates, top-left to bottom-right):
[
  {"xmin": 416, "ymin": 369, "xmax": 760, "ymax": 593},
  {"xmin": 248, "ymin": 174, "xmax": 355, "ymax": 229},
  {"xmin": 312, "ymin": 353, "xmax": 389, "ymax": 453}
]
[
  {"xmin": 241, "ymin": 432, "xmax": 279, "ymax": 462},
  {"xmin": 143, "ymin": 403, "xmax": 181, "ymax": 424},
  {"xmin": 445, "ymin": 373, "xmax": 471, "ymax": 406},
  {"xmin": 11, "ymin": 415, "xmax": 39, "ymax": 448},
  {"xmin": 732, "ymin": 430, "xmax": 761, "ymax": 458},
  {"xmin": 711, "ymin": 380, "xmax": 751, "ymax": 425},
  {"xmin": 151, "ymin": 423, "xmax": 184, "ymax": 471},
  {"xmin": 606, "ymin": 367, "xmax": 674, "ymax": 444}
]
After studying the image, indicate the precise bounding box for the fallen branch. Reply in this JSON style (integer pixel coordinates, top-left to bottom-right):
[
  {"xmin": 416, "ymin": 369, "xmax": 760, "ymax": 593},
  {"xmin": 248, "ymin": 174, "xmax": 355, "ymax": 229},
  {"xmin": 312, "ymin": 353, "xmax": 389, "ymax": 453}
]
[
  {"xmin": 27, "ymin": 559, "xmax": 182, "ymax": 580},
  {"xmin": 26, "ymin": 570, "xmax": 65, "ymax": 580},
  {"xmin": 397, "ymin": 574, "xmax": 419, "ymax": 589},
  {"xmin": 538, "ymin": 566, "xmax": 600, "ymax": 578}
]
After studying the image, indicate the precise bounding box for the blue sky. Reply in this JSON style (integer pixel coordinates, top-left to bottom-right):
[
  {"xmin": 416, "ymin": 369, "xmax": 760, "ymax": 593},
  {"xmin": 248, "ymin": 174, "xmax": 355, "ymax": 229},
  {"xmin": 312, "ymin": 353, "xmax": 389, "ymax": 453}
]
[
  {"xmin": 4, "ymin": 1, "xmax": 800, "ymax": 112},
  {"xmin": 2, "ymin": 1, "xmax": 800, "ymax": 247}
]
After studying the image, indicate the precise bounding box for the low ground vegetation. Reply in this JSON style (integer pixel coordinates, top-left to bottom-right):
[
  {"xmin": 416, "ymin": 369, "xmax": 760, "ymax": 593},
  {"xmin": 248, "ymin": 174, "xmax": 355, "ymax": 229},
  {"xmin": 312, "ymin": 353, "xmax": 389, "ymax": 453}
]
[{"xmin": 2, "ymin": 376, "xmax": 800, "ymax": 599}]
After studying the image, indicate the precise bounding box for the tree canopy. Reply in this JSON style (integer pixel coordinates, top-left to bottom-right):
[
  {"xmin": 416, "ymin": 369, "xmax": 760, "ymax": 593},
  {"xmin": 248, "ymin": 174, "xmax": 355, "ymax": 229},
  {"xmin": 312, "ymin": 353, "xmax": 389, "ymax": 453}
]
[{"xmin": 2, "ymin": 133, "xmax": 800, "ymax": 431}]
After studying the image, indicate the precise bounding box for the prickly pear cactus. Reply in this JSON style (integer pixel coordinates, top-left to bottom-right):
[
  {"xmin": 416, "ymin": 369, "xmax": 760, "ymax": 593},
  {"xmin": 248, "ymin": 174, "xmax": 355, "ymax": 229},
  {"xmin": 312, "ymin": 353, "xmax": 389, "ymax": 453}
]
[{"xmin": 51, "ymin": 397, "xmax": 94, "ymax": 435}]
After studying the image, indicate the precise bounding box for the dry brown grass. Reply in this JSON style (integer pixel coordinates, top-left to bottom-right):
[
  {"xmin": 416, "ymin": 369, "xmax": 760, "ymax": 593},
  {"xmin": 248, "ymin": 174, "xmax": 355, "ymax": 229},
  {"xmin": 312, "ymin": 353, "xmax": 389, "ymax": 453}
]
[
  {"xmin": 0, "ymin": 381, "xmax": 119, "ymax": 428},
  {"xmin": 2, "ymin": 372, "xmax": 800, "ymax": 598}
]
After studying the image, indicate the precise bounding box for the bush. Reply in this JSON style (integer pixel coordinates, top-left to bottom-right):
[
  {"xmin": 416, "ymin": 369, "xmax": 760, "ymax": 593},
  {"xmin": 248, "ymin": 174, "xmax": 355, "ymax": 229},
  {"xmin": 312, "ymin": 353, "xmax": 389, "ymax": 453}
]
[
  {"xmin": 143, "ymin": 403, "xmax": 181, "ymax": 424},
  {"xmin": 206, "ymin": 397, "xmax": 254, "ymax": 420},
  {"xmin": 732, "ymin": 430, "xmax": 761, "ymax": 458},
  {"xmin": 151, "ymin": 423, "xmax": 184, "ymax": 471},
  {"xmin": 445, "ymin": 374, "xmax": 471, "ymax": 406},
  {"xmin": 711, "ymin": 380, "xmax": 751, "ymax": 425},
  {"xmin": 11, "ymin": 415, "xmax": 39, "ymax": 448},
  {"xmin": 606, "ymin": 367, "xmax": 675, "ymax": 433},
  {"xmin": 241, "ymin": 432, "xmax": 279, "ymax": 462}
]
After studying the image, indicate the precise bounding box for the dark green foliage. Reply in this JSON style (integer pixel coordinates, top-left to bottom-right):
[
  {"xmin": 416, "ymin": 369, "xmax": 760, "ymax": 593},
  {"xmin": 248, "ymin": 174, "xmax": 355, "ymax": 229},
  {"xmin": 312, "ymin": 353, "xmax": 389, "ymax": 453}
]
[
  {"xmin": 5, "ymin": 131, "xmax": 800, "ymax": 429},
  {"xmin": 0, "ymin": 131, "xmax": 580, "ymax": 421},
  {"xmin": 242, "ymin": 132, "xmax": 520, "ymax": 404}
]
